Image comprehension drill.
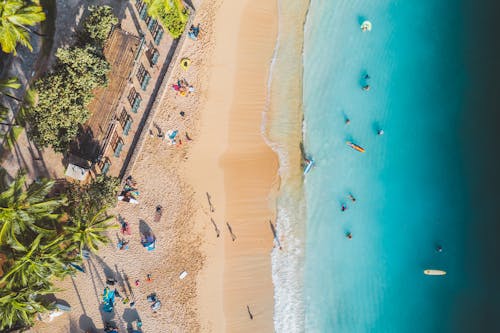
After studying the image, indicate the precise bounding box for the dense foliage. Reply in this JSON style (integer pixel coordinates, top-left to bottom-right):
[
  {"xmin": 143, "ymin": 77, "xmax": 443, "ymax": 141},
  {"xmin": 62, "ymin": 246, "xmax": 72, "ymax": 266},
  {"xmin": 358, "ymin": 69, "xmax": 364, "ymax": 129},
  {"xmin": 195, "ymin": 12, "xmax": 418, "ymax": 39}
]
[
  {"xmin": 27, "ymin": 45, "xmax": 109, "ymax": 151},
  {"xmin": 0, "ymin": 172, "xmax": 117, "ymax": 330},
  {"xmin": 144, "ymin": 0, "xmax": 189, "ymax": 38},
  {"xmin": 26, "ymin": 5, "xmax": 118, "ymax": 152},
  {"xmin": 66, "ymin": 174, "xmax": 120, "ymax": 214},
  {"xmin": 0, "ymin": 0, "xmax": 46, "ymax": 54},
  {"xmin": 84, "ymin": 5, "xmax": 118, "ymax": 45}
]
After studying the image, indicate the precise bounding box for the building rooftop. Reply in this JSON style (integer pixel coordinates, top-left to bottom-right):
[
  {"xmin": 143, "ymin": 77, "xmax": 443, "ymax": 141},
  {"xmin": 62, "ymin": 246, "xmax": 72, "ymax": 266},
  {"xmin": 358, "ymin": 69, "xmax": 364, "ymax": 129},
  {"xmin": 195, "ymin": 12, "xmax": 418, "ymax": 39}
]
[{"xmin": 76, "ymin": 28, "xmax": 141, "ymax": 160}]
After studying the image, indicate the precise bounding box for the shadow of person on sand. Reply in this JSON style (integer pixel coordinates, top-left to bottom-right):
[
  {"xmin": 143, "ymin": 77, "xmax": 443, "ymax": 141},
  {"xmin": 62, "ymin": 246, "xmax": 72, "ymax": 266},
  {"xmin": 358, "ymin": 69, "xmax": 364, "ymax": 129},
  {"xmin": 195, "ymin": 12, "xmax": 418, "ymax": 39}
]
[
  {"xmin": 122, "ymin": 308, "xmax": 141, "ymax": 331},
  {"xmin": 79, "ymin": 314, "xmax": 97, "ymax": 332},
  {"xmin": 139, "ymin": 219, "xmax": 152, "ymax": 235}
]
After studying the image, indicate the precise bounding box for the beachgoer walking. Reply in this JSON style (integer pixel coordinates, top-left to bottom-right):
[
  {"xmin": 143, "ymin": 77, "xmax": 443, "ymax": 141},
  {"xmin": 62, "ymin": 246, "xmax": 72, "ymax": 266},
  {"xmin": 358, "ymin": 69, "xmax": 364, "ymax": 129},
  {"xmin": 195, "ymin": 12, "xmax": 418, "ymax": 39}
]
[{"xmin": 247, "ymin": 305, "xmax": 254, "ymax": 320}]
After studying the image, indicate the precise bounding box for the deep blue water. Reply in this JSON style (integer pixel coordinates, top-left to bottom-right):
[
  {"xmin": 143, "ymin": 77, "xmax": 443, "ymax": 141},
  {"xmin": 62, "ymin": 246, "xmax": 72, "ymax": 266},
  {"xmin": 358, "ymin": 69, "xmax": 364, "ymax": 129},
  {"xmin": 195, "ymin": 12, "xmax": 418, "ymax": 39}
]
[{"xmin": 302, "ymin": 0, "xmax": 500, "ymax": 332}]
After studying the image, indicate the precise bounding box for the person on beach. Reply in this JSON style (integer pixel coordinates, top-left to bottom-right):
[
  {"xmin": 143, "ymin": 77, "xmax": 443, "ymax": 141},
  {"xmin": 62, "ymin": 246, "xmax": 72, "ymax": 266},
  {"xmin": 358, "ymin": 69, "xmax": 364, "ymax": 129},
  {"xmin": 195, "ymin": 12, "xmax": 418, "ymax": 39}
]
[{"xmin": 247, "ymin": 305, "xmax": 254, "ymax": 320}]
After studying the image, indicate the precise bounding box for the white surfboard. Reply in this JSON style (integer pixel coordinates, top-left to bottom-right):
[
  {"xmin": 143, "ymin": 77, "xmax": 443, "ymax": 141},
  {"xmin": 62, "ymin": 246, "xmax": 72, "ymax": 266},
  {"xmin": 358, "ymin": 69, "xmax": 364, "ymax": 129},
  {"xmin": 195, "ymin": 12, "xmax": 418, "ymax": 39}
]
[{"xmin": 424, "ymin": 269, "xmax": 446, "ymax": 276}]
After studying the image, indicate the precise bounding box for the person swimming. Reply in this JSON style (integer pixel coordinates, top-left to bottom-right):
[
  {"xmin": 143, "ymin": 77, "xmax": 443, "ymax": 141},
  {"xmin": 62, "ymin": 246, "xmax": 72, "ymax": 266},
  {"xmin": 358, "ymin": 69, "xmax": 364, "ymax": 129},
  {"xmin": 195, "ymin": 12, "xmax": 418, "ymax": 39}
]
[
  {"xmin": 377, "ymin": 129, "xmax": 384, "ymax": 135},
  {"xmin": 341, "ymin": 204, "xmax": 347, "ymax": 212},
  {"xmin": 362, "ymin": 84, "xmax": 370, "ymax": 91},
  {"xmin": 346, "ymin": 232, "xmax": 352, "ymax": 239},
  {"xmin": 348, "ymin": 194, "xmax": 356, "ymax": 202}
]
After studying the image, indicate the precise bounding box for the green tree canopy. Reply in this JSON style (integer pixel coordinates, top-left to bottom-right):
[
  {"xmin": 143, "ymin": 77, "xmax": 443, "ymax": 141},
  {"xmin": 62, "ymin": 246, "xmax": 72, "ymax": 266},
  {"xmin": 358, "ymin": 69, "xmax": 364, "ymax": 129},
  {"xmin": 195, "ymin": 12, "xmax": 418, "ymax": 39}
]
[
  {"xmin": 0, "ymin": 172, "xmax": 69, "ymax": 331},
  {"xmin": 66, "ymin": 175, "xmax": 119, "ymax": 214},
  {"xmin": 0, "ymin": 0, "xmax": 46, "ymax": 54},
  {"xmin": 0, "ymin": 170, "xmax": 118, "ymax": 330},
  {"xmin": 84, "ymin": 5, "xmax": 118, "ymax": 45},
  {"xmin": 64, "ymin": 207, "xmax": 116, "ymax": 254},
  {"xmin": 27, "ymin": 45, "xmax": 109, "ymax": 151},
  {"xmin": 144, "ymin": 0, "xmax": 189, "ymax": 38},
  {"xmin": 0, "ymin": 287, "xmax": 53, "ymax": 330},
  {"xmin": 0, "ymin": 173, "xmax": 65, "ymax": 249}
]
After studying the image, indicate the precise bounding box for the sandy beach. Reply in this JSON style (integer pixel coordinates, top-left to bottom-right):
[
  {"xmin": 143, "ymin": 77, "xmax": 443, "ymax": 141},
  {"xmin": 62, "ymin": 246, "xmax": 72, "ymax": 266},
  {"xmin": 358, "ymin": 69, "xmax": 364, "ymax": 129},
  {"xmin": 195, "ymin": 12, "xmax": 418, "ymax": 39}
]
[
  {"xmin": 31, "ymin": 0, "xmax": 279, "ymax": 332},
  {"xmin": 189, "ymin": 0, "xmax": 279, "ymax": 332}
]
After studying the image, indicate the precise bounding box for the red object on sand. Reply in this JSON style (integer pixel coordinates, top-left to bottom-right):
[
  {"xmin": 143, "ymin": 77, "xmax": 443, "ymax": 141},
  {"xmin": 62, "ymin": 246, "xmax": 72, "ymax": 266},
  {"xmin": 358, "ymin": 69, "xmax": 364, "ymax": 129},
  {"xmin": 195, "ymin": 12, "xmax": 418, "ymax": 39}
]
[{"xmin": 121, "ymin": 223, "xmax": 131, "ymax": 235}]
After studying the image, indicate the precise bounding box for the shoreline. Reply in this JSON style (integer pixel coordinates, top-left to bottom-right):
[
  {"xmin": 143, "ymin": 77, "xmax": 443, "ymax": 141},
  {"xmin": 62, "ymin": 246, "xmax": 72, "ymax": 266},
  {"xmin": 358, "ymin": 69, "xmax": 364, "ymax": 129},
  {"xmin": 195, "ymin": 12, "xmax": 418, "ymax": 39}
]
[{"xmin": 266, "ymin": 0, "xmax": 311, "ymax": 332}]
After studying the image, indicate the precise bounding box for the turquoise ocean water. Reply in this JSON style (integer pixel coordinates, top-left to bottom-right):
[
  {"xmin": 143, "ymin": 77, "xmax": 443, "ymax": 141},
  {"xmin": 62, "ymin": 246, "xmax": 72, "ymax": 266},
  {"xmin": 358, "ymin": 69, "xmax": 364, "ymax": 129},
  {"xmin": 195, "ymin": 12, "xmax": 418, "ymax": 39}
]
[{"xmin": 299, "ymin": 0, "xmax": 500, "ymax": 332}]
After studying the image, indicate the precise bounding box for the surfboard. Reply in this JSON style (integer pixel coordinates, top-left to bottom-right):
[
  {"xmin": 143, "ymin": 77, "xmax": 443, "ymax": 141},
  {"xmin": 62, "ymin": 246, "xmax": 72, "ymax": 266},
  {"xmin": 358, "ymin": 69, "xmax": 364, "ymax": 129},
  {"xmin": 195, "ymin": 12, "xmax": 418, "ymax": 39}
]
[
  {"xmin": 424, "ymin": 269, "xmax": 446, "ymax": 276},
  {"xmin": 303, "ymin": 159, "xmax": 315, "ymax": 175}
]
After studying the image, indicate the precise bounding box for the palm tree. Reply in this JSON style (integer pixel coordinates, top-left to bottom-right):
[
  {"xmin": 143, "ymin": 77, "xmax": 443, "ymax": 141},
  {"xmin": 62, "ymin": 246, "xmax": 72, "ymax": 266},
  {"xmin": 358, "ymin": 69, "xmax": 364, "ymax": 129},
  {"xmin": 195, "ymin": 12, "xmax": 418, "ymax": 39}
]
[
  {"xmin": 0, "ymin": 172, "xmax": 65, "ymax": 248},
  {"xmin": 64, "ymin": 207, "xmax": 117, "ymax": 255},
  {"xmin": 0, "ymin": 77, "xmax": 21, "ymax": 101},
  {"xmin": 0, "ymin": 234, "xmax": 72, "ymax": 289},
  {"xmin": 0, "ymin": 76, "xmax": 21, "ymax": 119},
  {"xmin": 0, "ymin": 0, "xmax": 46, "ymax": 54},
  {"xmin": 0, "ymin": 286, "xmax": 53, "ymax": 330}
]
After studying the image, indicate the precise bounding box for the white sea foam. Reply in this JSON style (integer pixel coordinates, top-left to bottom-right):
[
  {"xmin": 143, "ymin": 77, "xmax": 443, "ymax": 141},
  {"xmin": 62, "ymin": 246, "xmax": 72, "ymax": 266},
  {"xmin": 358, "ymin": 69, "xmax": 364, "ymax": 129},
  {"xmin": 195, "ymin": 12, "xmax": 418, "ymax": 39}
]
[{"xmin": 261, "ymin": 1, "xmax": 311, "ymax": 332}]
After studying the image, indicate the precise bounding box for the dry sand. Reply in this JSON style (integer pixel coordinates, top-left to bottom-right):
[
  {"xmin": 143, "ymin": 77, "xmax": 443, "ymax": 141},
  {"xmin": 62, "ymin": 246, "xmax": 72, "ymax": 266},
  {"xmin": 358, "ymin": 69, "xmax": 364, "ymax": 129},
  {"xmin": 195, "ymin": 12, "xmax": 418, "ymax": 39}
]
[
  {"xmin": 189, "ymin": 0, "xmax": 279, "ymax": 332},
  {"xmin": 32, "ymin": 0, "xmax": 279, "ymax": 331}
]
